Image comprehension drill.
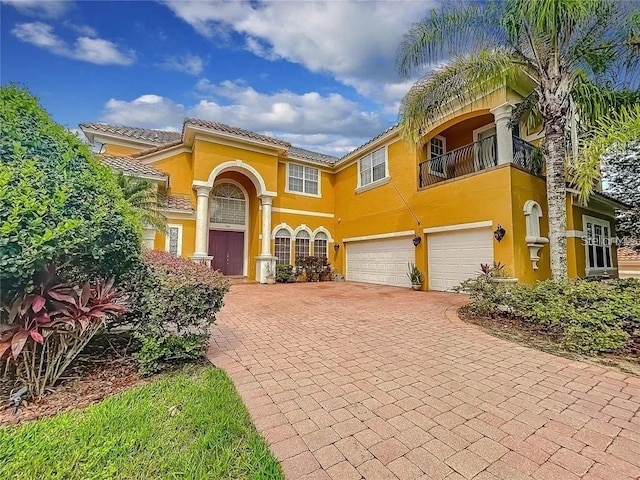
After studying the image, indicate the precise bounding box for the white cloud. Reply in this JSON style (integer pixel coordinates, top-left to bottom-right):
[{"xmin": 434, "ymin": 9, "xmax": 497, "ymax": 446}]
[
  {"xmin": 2, "ymin": 0, "xmax": 70, "ymax": 18},
  {"xmin": 192, "ymin": 79, "xmax": 385, "ymax": 137},
  {"xmin": 11, "ymin": 22, "xmax": 135, "ymax": 65},
  {"xmin": 162, "ymin": 0, "xmax": 436, "ymax": 105},
  {"xmin": 98, "ymin": 80, "xmax": 390, "ymax": 155},
  {"xmin": 102, "ymin": 94, "xmax": 185, "ymax": 128},
  {"xmin": 159, "ymin": 53, "xmax": 205, "ymax": 76}
]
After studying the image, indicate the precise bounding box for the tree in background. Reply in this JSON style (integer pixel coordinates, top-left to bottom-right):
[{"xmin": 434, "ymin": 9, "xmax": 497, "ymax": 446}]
[
  {"xmin": 0, "ymin": 85, "xmax": 142, "ymax": 300},
  {"xmin": 397, "ymin": 0, "xmax": 639, "ymax": 279},
  {"xmin": 572, "ymin": 105, "xmax": 640, "ymax": 251},
  {"xmin": 114, "ymin": 172, "xmax": 166, "ymax": 233}
]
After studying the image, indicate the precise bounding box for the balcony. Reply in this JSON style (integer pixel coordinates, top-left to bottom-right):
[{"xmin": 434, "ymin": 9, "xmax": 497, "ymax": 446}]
[{"xmin": 419, "ymin": 135, "xmax": 538, "ymax": 188}]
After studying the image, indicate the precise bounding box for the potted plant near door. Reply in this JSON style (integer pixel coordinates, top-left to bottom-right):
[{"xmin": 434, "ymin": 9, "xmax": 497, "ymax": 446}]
[
  {"xmin": 407, "ymin": 262, "xmax": 423, "ymax": 291},
  {"xmin": 265, "ymin": 263, "xmax": 276, "ymax": 285}
]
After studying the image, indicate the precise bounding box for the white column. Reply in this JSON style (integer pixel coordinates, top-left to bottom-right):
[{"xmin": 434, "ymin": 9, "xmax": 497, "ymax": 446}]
[
  {"xmin": 490, "ymin": 103, "xmax": 514, "ymax": 165},
  {"xmin": 255, "ymin": 194, "xmax": 276, "ymax": 283},
  {"xmin": 142, "ymin": 227, "xmax": 156, "ymax": 249},
  {"xmin": 260, "ymin": 195, "xmax": 273, "ymax": 255},
  {"xmin": 191, "ymin": 185, "xmax": 213, "ymax": 265}
]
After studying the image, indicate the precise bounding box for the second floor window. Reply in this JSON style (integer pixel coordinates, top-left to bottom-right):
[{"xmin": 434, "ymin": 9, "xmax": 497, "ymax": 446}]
[
  {"xmin": 359, "ymin": 147, "xmax": 386, "ymax": 186},
  {"xmin": 288, "ymin": 164, "xmax": 319, "ymax": 195}
]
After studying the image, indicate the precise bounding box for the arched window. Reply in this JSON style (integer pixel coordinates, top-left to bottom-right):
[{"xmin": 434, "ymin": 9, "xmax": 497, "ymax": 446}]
[
  {"xmin": 314, "ymin": 231, "xmax": 328, "ymax": 258},
  {"xmin": 295, "ymin": 230, "xmax": 310, "ymax": 260},
  {"xmin": 210, "ymin": 183, "xmax": 246, "ymax": 225},
  {"xmin": 274, "ymin": 229, "xmax": 292, "ymax": 265}
]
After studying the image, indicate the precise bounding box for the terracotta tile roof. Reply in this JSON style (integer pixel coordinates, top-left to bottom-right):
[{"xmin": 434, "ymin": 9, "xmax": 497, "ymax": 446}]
[
  {"xmin": 80, "ymin": 123, "xmax": 182, "ymax": 144},
  {"xmin": 339, "ymin": 123, "xmax": 399, "ymax": 161},
  {"xmin": 184, "ymin": 118, "xmax": 291, "ymax": 148},
  {"xmin": 130, "ymin": 140, "xmax": 184, "ymax": 158},
  {"xmin": 100, "ymin": 155, "xmax": 168, "ymax": 180},
  {"xmin": 159, "ymin": 194, "xmax": 193, "ymax": 212},
  {"xmin": 288, "ymin": 146, "xmax": 338, "ymax": 165},
  {"xmin": 618, "ymin": 247, "xmax": 640, "ymax": 261}
]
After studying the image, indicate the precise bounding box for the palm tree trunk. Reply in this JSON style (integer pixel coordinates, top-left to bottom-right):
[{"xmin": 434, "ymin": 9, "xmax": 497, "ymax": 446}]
[{"xmin": 543, "ymin": 117, "xmax": 569, "ymax": 280}]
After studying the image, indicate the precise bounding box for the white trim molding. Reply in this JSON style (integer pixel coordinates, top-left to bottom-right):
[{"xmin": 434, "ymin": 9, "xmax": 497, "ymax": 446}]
[
  {"xmin": 355, "ymin": 176, "xmax": 390, "ymax": 194},
  {"xmin": 423, "ymin": 220, "xmax": 493, "ymax": 234},
  {"xmin": 566, "ymin": 230, "xmax": 584, "ymax": 238},
  {"xmin": 293, "ymin": 224, "xmax": 313, "ymax": 237},
  {"xmin": 312, "ymin": 226, "xmax": 334, "ymax": 242},
  {"xmin": 343, "ymin": 230, "xmax": 415, "ymax": 243},
  {"xmin": 271, "ymin": 223, "xmax": 294, "ymax": 239},
  {"xmin": 165, "ymin": 223, "xmax": 183, "ymax": 256},
  {"xmin": 193, "ymin": 159, "xmax": 277, "ymax": 198},
  {"xmin": 271, "ymin": 207, "xmax": 334, "ymax": 218}
]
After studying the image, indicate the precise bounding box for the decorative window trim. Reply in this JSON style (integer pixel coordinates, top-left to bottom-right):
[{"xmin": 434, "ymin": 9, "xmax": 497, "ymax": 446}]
[
  {"xmin": 427, "ymin": 135, "xmax": 447, "ymax": 178},
  {"xmin": 165, "ymin": 223, "xmax": 183, "ymax": 256},
  {"xmin": 583, "ymin": 215, "xmax": 614, "ymax": 276},
  {"xmin": 285, "ymin": 162, "xmax": 321, "ymax": 198},
  {"xmin": 294, "ymin": 228, "xmax": 311, "ymax": 260},
  {"xmin": 209, "ymin": 180, "xmax": 248, "ymax": 231},
  {"xmin": 312, "ymin": 226, "xmax": 334, "ymax": 242},
  {"xmin": 274, "ymin": 226, "xmax": 293, "ymax": 265},
  {"xmin": 271, "ymin": 223, "xmax": 294, "ymax": 239},
  {"xmin": 356, "ymin": 146, "xmax": 389, "ymax": 190},
  {"xmin": 313, "ymin": 231, "xmax": 329, "ymax": 258}
]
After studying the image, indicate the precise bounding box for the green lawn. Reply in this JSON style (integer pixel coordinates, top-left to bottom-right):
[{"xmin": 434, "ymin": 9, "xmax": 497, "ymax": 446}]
[{"xmin": 0, "ymin": 366, "xmax": 283, "ymax": 480}]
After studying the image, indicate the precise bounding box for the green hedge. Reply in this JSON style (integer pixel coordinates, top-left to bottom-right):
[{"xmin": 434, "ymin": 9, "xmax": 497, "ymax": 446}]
[{"xmin": 0, "ymin": 85, "xmax": 141, "ymax": 299}]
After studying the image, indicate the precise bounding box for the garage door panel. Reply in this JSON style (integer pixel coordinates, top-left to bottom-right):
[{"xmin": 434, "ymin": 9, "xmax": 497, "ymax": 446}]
[
  {"xmin": 346, "ymin": 237, "xmax": 415, "ymax": 287},
  {"xmin": 427, "ymin": 227, "xmax": 493, "ymax": 292}
]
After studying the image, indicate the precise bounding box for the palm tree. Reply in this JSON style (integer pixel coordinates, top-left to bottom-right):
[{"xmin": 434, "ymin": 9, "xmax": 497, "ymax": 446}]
[
  {"xmin": 397, "ymin": 0, "xmax": 639, "ymax": 279},
  {"xmin": 573, "ymin": 104, "xmax": 640, "ymax": 203},
  {"xmin": 114, "ymin": 172, "xmax": 166, "ymax": 232}
]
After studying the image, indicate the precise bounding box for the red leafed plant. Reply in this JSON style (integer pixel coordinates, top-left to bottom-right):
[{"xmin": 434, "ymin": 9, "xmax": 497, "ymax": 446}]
[{"xmin": 1, "ymin": 266, "xmax": 128, "ymax": 398}]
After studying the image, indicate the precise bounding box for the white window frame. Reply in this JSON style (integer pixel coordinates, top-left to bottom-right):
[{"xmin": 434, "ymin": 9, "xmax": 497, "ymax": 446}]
[
  {"xmin": 286, "ymin": 163, "xmax": 321, "ymax": 198},
  {"xmin": 274, "ymin": 228, "xmax": 292, "ymax": 265},
  {"xmin": 583, "ymin": 215, "xmax": 614, "ymax": 276},
  {"xmin": 165, "ymin": 224, "xmax": 183, "ymax": 256},
  {"xmin": 356, "ymin": 146, "xmax": 389, "ymax": 193},
  {"xmin": 427, "ymin": 135, "xmax": 447, "ymax": 178},
  {"xmin": 313, "ymin": 231, "xmax": 329, "ymax": 258}
]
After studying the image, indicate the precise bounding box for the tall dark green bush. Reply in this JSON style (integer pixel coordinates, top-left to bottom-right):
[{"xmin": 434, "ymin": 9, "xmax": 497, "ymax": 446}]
[{"xmin": 0, "ymin": 85, "xmax": 141, "ymax": 299}]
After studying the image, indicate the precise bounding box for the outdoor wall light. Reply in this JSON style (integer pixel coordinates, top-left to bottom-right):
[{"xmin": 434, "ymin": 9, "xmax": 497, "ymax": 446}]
[
  {"xmin": 412, "ymin": 235, "xmax": 422, "ymax": 247},
  {"xmin": 494, "ymin": 224, "xmax": 506, "ymax": 242},
  {"xmin": 333, "ymin": 242, "xmax": 340, "ymax": 251}
]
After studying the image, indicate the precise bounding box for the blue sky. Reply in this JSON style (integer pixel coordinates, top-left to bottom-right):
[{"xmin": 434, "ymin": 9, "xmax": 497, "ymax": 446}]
[{"xmin": 1, "ymin": 0, "xmax": 439, "ymax": 155}]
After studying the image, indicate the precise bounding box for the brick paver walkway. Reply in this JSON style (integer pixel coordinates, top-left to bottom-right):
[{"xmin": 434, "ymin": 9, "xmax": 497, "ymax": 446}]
[{"xmin": 208, "ymin": 282, "xmax": 640, "ymax": 480}]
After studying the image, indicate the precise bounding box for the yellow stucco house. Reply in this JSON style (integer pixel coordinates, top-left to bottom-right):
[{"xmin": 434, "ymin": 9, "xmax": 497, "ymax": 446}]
[{"xmin": 81, "ymin": 79, "xmax": 623, "ymax": 290}]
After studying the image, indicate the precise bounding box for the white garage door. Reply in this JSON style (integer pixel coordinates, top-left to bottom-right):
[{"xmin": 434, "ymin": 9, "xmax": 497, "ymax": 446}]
[
  {"xmin": 346, "ymin": 237, "xmax": 415, "ymax": 287},
  {"xmin": 428, "ymin": 227, "xmax": 494, "ymax": 292}
]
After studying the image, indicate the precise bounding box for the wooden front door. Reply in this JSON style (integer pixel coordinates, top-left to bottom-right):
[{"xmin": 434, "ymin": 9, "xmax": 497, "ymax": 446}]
[{"xmin": 209, "ymin": 230, "xmax": 244, "ymax": 276}]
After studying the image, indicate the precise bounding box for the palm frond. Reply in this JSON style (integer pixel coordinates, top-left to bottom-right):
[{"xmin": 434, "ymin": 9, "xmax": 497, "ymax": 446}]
[
  {"xmin": 397, "ymin": 1, "xmax": 504, "ymax": 78},
  {"xmin": 571, "ymin": 71, "xmax": 640, "ymax": 130},
  {"xmin": 399, "ymin": 48, "xmax": 526, "ymax": 144},
  {"xmin": 572, "ymin": 104, "xmax": 640, "ymax": 203},
  {"xmin": 114, "ymin": 172, "xmax": 167, "ymax": 232}
]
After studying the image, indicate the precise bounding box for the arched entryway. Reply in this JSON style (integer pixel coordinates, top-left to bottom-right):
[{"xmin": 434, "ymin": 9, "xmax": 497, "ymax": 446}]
[
  {"xmin": 209, "ymin": 181, "xmax": 248, "ymax": 276},
  {"xmin": 191, "ymin": 160, "xmax": 277, "ymax": 283}
]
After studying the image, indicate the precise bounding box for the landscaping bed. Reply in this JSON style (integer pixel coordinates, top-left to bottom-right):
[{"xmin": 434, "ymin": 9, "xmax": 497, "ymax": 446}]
[
  {"xmin": 459, "ymin": 307, "xmax": 640, "ymax": 376},
  {"xmin": 1, "ymin": 335, "xmax": 143, "ymax": 427},
  {"xmin": 456, "ymin": 267, "xmax": 640, "ymax": 375},
  {"xmin": 0, "ymin": 366, "xmax": 283, "ymax": 479}
]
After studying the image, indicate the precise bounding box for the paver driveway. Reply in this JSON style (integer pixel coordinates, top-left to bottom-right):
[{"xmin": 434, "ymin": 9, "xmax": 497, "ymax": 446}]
[{"xmin": 208, "ymin": 282, "xmax": 640, "ymax": 480}]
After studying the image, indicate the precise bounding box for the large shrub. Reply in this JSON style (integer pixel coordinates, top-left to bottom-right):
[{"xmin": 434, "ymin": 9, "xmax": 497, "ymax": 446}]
[
  {"xmin": 0, "ymin": 266, "xmax": 127, "ymax": 397},
  {"xmin": 458, "ymin": 272, "xmax": 640, "ymax": 354},
  {"xmin": 122, "ymin": 250, "xmax": 229, "ymax": 375},
  {"xmin": 295, "ymin": 256, "xmax": 331, "ymax": 282},
  {"xmin": 0, "ymin": 85, "xmax": 141, "ymax": 300}
]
